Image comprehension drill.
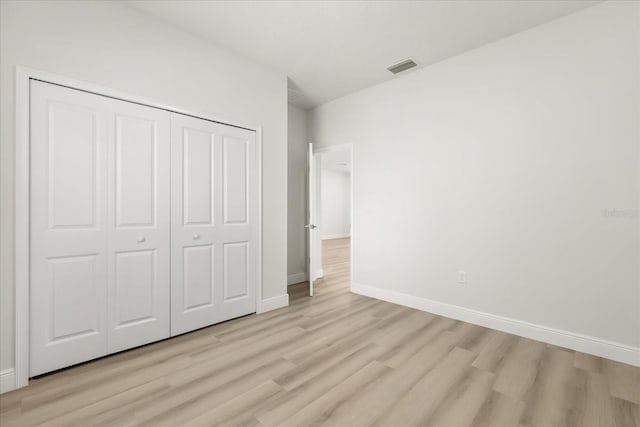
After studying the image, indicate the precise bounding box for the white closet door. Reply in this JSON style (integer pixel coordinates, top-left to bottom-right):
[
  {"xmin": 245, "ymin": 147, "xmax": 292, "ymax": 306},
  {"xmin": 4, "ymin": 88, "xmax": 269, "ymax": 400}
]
[
  {"xmin": 106, "ymin": 102, "xmax": 171, "ymax": 353},
  {"xmin": 30, "ymin": 81, "xmax": 111, "ymax": 376},
  {"xmin": 30, "ymin": 81, "xmax": 171, "ymax": 375},
  {"xmin": 170, "ymin": 113, "xmax": 257, "ymax": 336}
]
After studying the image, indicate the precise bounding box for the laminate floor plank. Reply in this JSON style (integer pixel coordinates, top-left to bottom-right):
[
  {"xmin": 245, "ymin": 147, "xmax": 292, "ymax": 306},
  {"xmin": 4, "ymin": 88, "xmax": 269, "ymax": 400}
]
[
  {"xmin": 612, "ymin": 397, "xmax": 640, "ymax": 427},
  {"xmin": 182, "ymin": 381, "xmax": 284, "ymax": 427},
  {"xmin": 492, "ymin": 337, "xmax": 547, "ymax": 400},
  {"xmin": 423, "ymin": 365, "xmax": 496, "ymax": 427},
  {"xmin": 519, "ymin": 346, "xmax": 577, "ymax": 427},
  {"xmin": 255, "ymin": 343, "xmax": 387, "ymax": 427},
  {"xmin": 375, "ymin": 347, "xmax": 477, "ymax": 426},
  {"xmin": 472, "ymin": 331, "xmax": 518, "ymax": 373},
  {"xmin": 568, "ymin": 370, "xmax": 615, "ymax": 427},
  {"xmin": 310, "ymin": 331, "xmax": 460, "ymax": 427},
  {"xmin": 277, "ymin": 361, "xmax": 391, "ymax": 427},
  {"xmin": 470, "ymin": 390, "xmax": 525, "ymax": 427}
]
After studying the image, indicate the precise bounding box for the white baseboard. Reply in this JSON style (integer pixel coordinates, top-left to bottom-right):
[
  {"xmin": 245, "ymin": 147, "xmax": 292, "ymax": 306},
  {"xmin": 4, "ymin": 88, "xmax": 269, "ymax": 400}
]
[
  {"xmin": 288, "ymin": 272, "xmax": 307, "ymax": 286},
  {"xmin": 314, "ymin": 269, "xmax": 324, "ymax": 280},
  {"xmin": 259, "ymin": 294, "xmax": 289, "ymax": 314},
  {"xmin": 322, "ymin": 234, "xmax": 350, "ymax": 240},
  {"xmin": 0, "ymin": 369, "xmax": 16, "ymax": 394},
  {"xmin": 351, "ymin": 282, "xmax": 640, "ymax": 367}
]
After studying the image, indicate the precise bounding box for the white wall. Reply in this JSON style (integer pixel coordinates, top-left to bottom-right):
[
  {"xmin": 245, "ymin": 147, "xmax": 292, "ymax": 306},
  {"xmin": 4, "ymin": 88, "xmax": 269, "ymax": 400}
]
[
  {"xmin": 308, "ymin": 1, "xmax": 639, "ymax": 360},
  {"xmin": 0, "ymin": 1, "xmax": 288, "ymax": 374},
  {"xmin": 321, "ymin": 168, "xmax": 351, "ymax": 239},
  {"xmin": 288, "ymin": 105, "xmax": 308, "ymax": 284}
]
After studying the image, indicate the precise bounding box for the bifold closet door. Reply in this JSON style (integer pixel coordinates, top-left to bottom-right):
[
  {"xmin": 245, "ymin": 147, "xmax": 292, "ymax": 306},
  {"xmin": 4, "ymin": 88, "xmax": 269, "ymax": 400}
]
[
  {"xmin": 107, "ymin": 95, "xmax": 171, "ymax": 353},
  {"xmin": 170, "ymin": 114, "xmax": 257, "ymax": 336},
  {"xmin": 30, "ymin": 80, "xmax": 170, "ymax": 376},
  {"xmin": 30, "ymin": 81, "xmax": 109, "ymax": 376}
]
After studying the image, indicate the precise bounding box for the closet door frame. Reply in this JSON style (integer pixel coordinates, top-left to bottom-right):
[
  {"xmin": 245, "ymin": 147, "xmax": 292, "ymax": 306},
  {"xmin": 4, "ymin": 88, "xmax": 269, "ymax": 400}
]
[{"xmin": 14, "ymin": 66, "xmax": 264, "ymax": 390}]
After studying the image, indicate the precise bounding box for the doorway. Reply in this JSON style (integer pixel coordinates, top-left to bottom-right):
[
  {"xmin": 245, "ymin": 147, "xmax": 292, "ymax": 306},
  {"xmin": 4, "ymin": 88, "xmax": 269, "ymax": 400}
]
[{"xmin": 305, "ymin": 144, "xmax": 353, "ymax": 298}]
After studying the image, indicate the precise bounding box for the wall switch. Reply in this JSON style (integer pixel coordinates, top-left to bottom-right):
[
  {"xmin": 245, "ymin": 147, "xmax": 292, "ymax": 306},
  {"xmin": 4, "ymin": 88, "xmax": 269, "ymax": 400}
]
[{"xmin": 457, "ymin": 271, "xmax": 467, "ymax": 284}]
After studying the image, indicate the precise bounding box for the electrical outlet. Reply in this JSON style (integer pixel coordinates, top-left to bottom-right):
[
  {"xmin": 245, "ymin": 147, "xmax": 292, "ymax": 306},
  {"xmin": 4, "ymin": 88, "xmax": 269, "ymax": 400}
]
[{"xmin": 457, "ymin": 271, "xmax": 467, "ymax": 284}]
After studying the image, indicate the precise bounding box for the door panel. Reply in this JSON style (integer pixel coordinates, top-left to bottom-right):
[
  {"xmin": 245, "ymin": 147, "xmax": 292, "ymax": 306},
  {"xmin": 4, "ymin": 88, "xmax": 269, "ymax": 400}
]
[
  {"xmin": 30, "ymin": 81, "xmax": 110, "ymax": 376},
  {"xmin": 223, "ymin": 242, "xmax": 248, "ymax": 301},
  {"xmin": 223, "ymin": 136, "xmax": 248, "ymax": 224},
  {"xmin": 114, "ymin": 250, "xmax": 155, "ymax": 327},
  {"xmin": 107, "ymin": 104, "xmax": 170, "ymax": 353},
  {"xmin": 183, "ymin": 129, "xmax": 215, "ymax": 225},
  {"xmin": 171, "ymin": 114, "xmax": 257, "ymax": 336},
  {"xmin": 183, "ymin": 244, "xmax": 215, "ymax": 312},
  {"xmin": 48, "ymin": 102, "xmax": 99, "ymax": 229},
  {"xmin": 48, "ymin": 255, "xmax": 102, "ymax": 342},
  {"xmin": 115, "ymin": 115, "xmax": 156, "ymax": 228}
]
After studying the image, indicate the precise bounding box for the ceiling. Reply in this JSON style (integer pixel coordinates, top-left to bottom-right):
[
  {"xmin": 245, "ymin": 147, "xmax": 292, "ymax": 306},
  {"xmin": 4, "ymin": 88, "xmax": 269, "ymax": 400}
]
[
  {"xmin": 321, "ymin": 149, "xmax": 352, "ymax": 173},
  {"xmin": 126, "ymin": 0, "xmax": 600, "ymax": 109}
]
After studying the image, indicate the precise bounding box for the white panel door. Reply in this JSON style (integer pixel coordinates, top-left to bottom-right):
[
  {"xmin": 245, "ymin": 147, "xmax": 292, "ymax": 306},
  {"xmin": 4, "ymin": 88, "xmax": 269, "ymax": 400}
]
[
  {"xmin": 31, "ymin": 81, "xmax": 171, "ymax": 375},
  {"xmin": 106, "ymin": 103, "xmax": 171, "ymax": 353},
  {"xmin": 307, "ymin": 143, "xmax": 318, "ymax": 296},
  {"xmin": 30, "ymin": 81, "xmax": 111, "ymax": 376},
  {"xmin": 171, "ymin": 114, "xmax": 257, "ymax": 336}
]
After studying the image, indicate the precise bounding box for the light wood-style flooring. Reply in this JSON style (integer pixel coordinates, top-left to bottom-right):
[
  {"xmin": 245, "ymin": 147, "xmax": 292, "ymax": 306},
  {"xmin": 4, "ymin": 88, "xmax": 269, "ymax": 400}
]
[{"xmin": 1, "ymin": 238, "xmax": 638, "ymax": 426}]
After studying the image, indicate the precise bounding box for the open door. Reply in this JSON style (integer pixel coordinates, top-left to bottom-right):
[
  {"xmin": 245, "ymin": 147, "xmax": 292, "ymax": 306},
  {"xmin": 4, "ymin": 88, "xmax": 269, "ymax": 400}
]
[{"xmin": 306, "ymin": 143, "xmax": 318, "ymax": 296}]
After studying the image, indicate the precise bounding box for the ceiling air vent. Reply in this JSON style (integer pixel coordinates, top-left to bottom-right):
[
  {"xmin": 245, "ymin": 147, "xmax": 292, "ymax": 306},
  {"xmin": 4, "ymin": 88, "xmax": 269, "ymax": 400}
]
[{"xmin": 387, "ymin": 58, "xmax": 418, "ymax": 74}]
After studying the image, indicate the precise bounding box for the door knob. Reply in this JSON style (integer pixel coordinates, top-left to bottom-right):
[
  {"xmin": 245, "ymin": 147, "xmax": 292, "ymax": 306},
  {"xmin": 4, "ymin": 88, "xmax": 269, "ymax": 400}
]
[
  {"xmin": 193, "ymin": 234, "xmax": 200, "ymax": 240},
  {"xmin": 137, "ymin": 236, "xmax": 146, "ymax": 243},
  {"xmin": 305, "ymin": 224, "xmax": 317, "ymax": 230}
]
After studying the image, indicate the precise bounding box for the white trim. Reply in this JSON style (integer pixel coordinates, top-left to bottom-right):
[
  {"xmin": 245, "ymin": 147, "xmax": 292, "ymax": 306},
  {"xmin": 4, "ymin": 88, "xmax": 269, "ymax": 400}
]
[
  {"xmin": 0, "ymin": 369, "xmax": 16, "ymax": 394},
  {"xmin": 260, "ymin": 294, "xmax": 290, "ymax": 313},
  {"xmin": 351, "ymin": 282, "xmax": 640, "ymax": 367},
  {"xmin": 312, "ymin": 143, "xmax": 354, "ymax": 291},
  {"xmin": 322, "ymin": 233, "xmax": 350, "ymax": 240},
  {"xmin": 255, "ymin": 126, "xmax": 264, "ymax": 314},
  {"xmin": 15, "ymin": 67, "xmax": 30, "ymax": 391},
  {"xmin": 314, "ymin": 269, "xmax": 324, "ymax": 279},
  {"xmin": 14, "ymin": 66, "xmax": 265, "ymax": 389},
  {"xmin": 288, "ymin": 272, "xmax": 307, "ymax": 286}
]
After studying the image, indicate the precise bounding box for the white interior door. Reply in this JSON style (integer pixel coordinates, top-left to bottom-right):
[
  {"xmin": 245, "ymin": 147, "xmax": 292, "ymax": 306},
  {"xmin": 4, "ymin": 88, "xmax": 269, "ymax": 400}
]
[
  {"xmin": 307, "ymin": 143, "xmax": 317, "ymax": 296},
  {"xmin": 30, "ymin": 81, "xmax": 110, "ymax": 376},
  {"xmin": 30, "ymin": 81, "xmax": 171, "ymax": 376},
  {"xmin": 170, "ymin": 114, "xmax": 257, "ymax": 336},
  {"xmin": 106, "ymin": 101, "xmax": 171, "ymax": 353}
]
